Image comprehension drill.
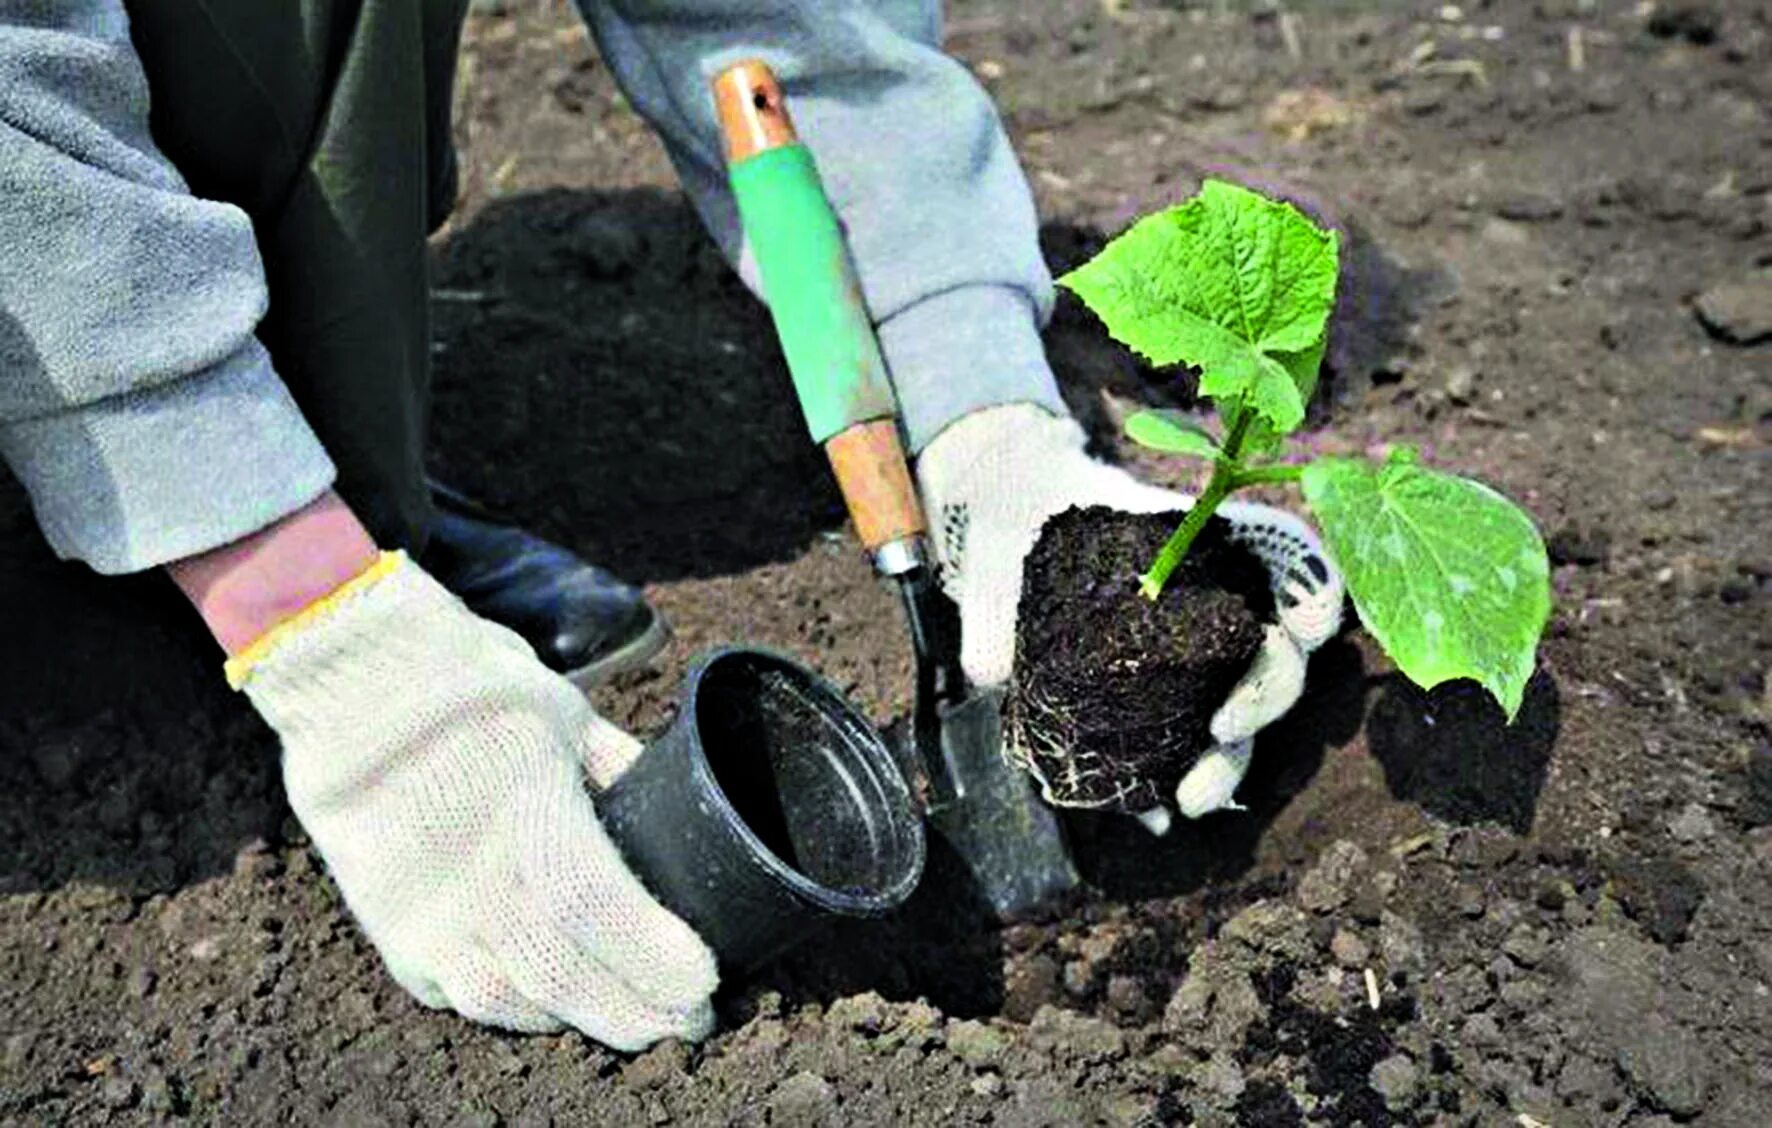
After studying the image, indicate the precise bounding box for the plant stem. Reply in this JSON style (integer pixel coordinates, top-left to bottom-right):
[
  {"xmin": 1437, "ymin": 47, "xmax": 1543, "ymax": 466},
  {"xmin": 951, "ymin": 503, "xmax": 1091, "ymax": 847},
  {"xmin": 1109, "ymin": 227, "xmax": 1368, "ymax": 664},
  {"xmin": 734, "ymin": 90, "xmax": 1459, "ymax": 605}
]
[
  {"xmin": 1228, "ymin": 464, "xmax": 1304, "ymax": 488},
  {"xmin": 1138, "ymin": 410, "xmax": 1257, "ymax": 600},
  {"xmin": 1139, "ymin": 462, "xmax": 1238, "ymax": 599}
]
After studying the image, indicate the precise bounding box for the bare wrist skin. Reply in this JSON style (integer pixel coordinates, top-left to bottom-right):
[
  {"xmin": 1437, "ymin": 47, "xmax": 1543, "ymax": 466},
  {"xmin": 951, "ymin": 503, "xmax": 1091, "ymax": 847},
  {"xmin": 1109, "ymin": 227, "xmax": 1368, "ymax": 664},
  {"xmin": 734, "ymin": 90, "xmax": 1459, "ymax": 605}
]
[{"xmin": 166, "ymin": 491, "xmax": 380, "ymax": 657}]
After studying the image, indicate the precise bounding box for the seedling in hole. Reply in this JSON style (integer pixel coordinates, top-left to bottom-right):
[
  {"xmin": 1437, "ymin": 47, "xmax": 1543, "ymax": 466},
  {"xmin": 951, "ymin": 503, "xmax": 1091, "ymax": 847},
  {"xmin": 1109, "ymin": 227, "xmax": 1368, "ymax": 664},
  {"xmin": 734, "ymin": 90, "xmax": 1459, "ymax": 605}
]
[{"xmin": 1059, "ymin": 180, "xmax": 1551, "ymax": 719}]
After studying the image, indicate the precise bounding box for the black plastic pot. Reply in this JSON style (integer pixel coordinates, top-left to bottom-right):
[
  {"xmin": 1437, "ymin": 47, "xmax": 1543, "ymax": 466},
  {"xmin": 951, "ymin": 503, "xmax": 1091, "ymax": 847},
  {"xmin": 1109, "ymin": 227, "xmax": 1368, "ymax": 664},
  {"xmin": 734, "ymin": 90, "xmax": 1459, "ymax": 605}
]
[{"xmin": 597, "ymin": 647, "xmax": 926, "ymax": 971}]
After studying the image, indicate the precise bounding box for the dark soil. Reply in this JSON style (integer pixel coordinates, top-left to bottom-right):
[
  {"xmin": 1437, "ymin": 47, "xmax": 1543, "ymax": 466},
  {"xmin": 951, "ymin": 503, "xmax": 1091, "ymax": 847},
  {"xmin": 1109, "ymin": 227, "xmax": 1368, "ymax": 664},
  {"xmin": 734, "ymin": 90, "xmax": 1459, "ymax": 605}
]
[
  {"xmin": 5, "ymin": 1, "xmax": 1772, "ymax": 1125},
  {"xmin": 1007, "ymin": 507, "xmax": 1272, "ymax": 812}
]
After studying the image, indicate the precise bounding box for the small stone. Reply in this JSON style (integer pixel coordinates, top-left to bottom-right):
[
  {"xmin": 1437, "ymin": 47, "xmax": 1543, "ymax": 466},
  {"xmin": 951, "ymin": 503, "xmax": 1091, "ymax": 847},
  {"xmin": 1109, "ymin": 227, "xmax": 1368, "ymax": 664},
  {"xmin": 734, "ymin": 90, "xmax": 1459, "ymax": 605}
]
[
  {"xmin": 945, "ymin": 1019, "xmax": 1010, "ymax": 1069},
  {"xmin": 767, "ymin": 1072, "xmax": 837, "ymax": 1127},
  {"xmin": 189, "ymin": 936, "xmax": 222, "ymax": 962},
  {"xmin": 1296, "ymin": 840, "xmax": 1369, "ymax": 913},
  {"xmin": 1329, "ymin": 929, "xmax": 1370, "ymax": 969},
  {"xmin": 1694, "ymin": 275, "xmax": 1772, "ymax": 345},
  {"xmin": 1667, "ymin": 802, "xmax": 1717, "ymax": 843},
  {"xmin": 969, "ymin": 1072, "xmax": 1004, "ymax": 1098},
  {"xmin": 1369, "ymin": 1053, "xmax": 1420, "ymax": 1111}
]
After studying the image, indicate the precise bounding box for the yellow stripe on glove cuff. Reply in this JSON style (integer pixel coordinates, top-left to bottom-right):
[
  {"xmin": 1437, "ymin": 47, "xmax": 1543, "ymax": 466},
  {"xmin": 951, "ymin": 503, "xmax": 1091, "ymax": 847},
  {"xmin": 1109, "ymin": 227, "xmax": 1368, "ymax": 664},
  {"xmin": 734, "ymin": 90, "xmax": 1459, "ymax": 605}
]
[{"xmin": 224, "ymin": 551, "xmax": 407, "ymax": 690}]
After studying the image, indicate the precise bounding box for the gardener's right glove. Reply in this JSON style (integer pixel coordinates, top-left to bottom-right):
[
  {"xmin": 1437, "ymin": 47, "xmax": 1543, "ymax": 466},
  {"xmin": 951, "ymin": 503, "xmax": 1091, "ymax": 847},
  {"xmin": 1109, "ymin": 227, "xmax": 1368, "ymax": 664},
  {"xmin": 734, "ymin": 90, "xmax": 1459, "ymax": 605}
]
[
  {"xmin": 917, "ymin": 404, "xmax": 1344, "ymax": 828},
  {"xmin": 227, "ymin": 552, "xmax": 717, "ymax": 1050}
]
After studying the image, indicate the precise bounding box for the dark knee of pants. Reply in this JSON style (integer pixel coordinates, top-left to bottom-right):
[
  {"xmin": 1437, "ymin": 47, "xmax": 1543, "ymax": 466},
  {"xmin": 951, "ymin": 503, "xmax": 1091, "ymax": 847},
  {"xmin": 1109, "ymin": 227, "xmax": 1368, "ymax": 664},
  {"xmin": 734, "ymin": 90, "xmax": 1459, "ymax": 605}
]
[{"xmin": 124, "ymin": 1, "xmax": 468, "ymax": 549}]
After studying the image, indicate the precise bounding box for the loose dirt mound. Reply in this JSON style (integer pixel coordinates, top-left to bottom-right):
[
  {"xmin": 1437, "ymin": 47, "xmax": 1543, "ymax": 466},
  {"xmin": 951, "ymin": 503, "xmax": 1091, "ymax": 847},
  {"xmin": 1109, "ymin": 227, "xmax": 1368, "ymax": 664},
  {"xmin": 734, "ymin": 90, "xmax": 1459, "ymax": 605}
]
[{"xmin": 3, "ymin": 1, "xmax": 1770, "ymax": 1124}]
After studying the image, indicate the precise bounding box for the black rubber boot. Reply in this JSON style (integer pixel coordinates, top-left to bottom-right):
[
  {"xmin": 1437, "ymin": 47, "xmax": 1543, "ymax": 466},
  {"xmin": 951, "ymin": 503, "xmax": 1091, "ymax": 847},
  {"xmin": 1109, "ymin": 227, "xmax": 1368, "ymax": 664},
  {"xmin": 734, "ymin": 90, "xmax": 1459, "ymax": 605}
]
[{"xmin": 421, "ymin": 482, "xmax": 669, "ymax": 688}]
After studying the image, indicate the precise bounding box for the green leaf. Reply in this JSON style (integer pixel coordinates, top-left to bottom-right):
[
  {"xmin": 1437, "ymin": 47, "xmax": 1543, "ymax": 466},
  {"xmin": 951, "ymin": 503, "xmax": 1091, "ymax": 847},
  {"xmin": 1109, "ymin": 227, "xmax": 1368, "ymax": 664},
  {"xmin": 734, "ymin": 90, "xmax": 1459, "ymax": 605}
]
[
  {"xmin": 1124, "ymin": 410, "xmax": 1220, "ymax": 459},
  {"xmin": 1300, "ymin": 455, "xmax": 1551, "ymax": 719},
  {"xmin": 1058, "ymin": 179, "xmax": 1339, "ymax": 437},
  {"xmin": 1222, "ymin": 334, "xmax": 1326, "ymax": 456}
]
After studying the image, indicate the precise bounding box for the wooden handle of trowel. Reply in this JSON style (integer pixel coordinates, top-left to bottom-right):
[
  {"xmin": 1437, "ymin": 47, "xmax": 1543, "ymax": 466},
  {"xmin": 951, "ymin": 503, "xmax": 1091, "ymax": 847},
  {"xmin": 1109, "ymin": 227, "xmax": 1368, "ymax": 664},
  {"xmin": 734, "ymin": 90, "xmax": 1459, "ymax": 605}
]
[
  {"xmin": 822, "ymin": 421, "xmax": 925, "ymax": 551},
  {"xmin": 713, "ymin": 62, "xmax": 927, "ymax": 553}
]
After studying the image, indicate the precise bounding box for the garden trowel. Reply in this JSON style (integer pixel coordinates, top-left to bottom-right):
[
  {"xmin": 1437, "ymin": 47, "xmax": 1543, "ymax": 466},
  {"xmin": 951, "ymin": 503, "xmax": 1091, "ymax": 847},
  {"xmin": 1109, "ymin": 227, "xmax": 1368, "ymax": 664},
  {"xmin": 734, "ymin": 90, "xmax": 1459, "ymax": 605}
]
[{"xmin": 711, "ymin": 61, "xmax": 1079, "ymax": 919}]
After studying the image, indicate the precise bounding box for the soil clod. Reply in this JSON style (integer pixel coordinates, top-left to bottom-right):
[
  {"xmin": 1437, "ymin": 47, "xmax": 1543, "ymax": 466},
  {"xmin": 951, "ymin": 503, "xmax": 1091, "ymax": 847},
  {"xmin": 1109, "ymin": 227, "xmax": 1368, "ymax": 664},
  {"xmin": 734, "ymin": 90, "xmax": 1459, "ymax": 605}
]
[
  {"xmin": 1694, "ymin": 275, "xmax": 1772, "ymax": 345},
  {"xmin": 1006, "ymin": 507, "xmax": 1271, "ymax": 813}
]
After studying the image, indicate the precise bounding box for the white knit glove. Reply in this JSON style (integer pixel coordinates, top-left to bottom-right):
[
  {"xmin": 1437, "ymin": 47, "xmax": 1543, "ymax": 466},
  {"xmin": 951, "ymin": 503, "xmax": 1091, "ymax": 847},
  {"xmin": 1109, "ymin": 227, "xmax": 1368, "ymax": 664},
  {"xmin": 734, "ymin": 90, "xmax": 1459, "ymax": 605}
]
[
  {"xmin": 916, "ymin": 404, "xmax": 1343, "ymax": 825},
  {"xmin": 227, "ymin": 553, "xmax": 717, "ymax": 1050}
]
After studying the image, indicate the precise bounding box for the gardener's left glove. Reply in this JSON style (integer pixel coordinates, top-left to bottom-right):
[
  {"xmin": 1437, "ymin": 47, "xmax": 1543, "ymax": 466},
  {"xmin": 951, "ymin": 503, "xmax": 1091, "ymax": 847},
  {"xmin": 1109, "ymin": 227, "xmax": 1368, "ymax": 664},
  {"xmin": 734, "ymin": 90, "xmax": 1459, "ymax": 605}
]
[{"xmin": 916, "ymin": 403, "xmax": 1344, "ymax": 827}]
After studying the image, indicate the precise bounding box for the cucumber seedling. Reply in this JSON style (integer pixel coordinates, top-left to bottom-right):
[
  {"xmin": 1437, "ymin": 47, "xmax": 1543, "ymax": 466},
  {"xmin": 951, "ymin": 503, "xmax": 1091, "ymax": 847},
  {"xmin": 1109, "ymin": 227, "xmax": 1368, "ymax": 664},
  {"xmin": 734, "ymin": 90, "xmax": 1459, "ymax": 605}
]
[{"xmin": 1059, "ymin": 179, "xmax": 1550, "ymax": 720}]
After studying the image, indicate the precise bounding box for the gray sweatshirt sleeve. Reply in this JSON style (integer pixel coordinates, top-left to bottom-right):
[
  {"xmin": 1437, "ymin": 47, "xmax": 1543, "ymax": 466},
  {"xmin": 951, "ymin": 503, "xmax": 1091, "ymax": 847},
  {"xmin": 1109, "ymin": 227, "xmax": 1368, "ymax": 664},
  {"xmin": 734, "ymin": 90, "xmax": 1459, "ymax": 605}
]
[
  {"xmin": 574, "ymin": 0, "xmax": 1068, "ymax": 452},
  {"xmin": 0, "ymin": 2, "xmax": 335, "ymax": 575}
]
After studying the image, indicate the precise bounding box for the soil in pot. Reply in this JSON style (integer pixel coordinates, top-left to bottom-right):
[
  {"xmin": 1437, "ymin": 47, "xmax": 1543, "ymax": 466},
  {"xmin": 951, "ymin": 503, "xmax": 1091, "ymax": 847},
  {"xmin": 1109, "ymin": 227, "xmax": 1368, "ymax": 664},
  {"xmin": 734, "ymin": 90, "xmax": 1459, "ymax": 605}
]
[{"xmin": 1007, "ymin": 505, "xmax": 1273, "ymax": 813}]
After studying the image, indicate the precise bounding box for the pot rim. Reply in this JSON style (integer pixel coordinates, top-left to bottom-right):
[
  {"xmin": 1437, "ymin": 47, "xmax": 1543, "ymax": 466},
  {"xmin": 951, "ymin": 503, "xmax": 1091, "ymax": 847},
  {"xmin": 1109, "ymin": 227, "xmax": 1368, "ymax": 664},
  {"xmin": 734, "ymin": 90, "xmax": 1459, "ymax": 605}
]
[{"xmin": 678, "ymin": 646, "xmax": 925, "ymax": 916}]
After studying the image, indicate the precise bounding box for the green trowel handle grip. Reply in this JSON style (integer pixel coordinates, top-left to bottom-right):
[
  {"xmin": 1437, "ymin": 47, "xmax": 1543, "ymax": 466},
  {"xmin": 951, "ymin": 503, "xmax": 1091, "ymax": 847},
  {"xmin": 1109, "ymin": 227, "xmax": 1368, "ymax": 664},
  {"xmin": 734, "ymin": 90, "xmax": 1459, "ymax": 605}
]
[{"xmin": 714, "ymin": 62, "xmax": 925, "ymax": 553}]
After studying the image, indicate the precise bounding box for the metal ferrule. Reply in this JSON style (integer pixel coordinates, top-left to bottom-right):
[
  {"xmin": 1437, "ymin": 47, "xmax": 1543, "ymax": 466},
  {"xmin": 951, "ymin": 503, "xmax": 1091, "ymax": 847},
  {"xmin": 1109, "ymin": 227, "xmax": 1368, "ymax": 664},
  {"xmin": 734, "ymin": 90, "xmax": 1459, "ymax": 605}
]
[{"xmin": 872, "ymin": 536, "xmax": 928, "ymax": 578}]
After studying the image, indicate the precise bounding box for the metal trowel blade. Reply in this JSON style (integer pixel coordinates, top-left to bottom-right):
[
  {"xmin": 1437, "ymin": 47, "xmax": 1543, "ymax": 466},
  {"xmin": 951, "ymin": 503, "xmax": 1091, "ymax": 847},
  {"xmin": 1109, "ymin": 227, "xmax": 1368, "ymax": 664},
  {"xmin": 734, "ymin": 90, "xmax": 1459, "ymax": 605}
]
[{"xmin": 924, "ymin": 687, "xmax": 1080, "ymax": 920}]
